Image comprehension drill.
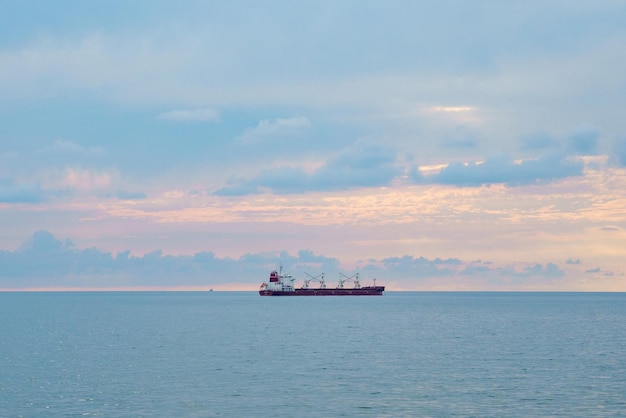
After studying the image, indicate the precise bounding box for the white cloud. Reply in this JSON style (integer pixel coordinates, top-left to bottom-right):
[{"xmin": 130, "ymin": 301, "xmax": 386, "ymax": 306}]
[
  {"xmin": 428, "ymin": 106, "xmax": 475, "ymax": 113},
  {"xmin": 65, "ymin": 169, "xmax": 111, "ymax": 191},
  {"xmin": 1, "ymin": 15, "xmax": 623, "ymax": 129},
  {"xmin": 49, "ymin": 139, "xmax": 105, "ymax": 155},
  {"xmin": 0, "ymin": 34, "xmax": 190, "ymax": 102},
  {"xmin": 157, "ymin": 108, "xmax": 219, "ymax": 122},
  {"xmin": 55, "ymin": 168, "xmax": 113, "ymax": 192},
  {"xmin": 236, "ymin": 116, "xmax": 311, "ymax": 143}
]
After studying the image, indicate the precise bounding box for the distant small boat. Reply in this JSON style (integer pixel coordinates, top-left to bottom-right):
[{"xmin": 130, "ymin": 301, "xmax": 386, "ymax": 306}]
[{"xmin": 259, "ymin": 266, "xmax": 384, "ymax": 296}]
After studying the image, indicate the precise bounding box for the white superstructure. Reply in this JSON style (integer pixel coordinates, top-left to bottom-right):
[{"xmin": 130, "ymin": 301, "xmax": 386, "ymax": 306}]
[{"xmin": 259, "ymin": 265, "xmax": 295, "ymax": 292}]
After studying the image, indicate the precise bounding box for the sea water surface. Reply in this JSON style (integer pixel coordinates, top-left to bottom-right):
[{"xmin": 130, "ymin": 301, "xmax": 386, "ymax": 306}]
[{"xmin": 1, "ymin": 292, "xmax": 625, "ymax": 417}]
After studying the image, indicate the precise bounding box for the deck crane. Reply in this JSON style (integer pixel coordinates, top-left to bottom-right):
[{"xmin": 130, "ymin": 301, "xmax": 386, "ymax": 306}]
[
  {"xmin": 302, "ymin": 272, "xmax": 326, "ymax": 289},
  {"xmin": 338, "ymin": 272, "xmax": 360, "ymax": 289}
]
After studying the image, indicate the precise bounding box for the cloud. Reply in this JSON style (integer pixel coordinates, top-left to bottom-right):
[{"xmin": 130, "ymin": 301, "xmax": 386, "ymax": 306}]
[
  {"xmin": 1, "ymin": 231, "xmax": 120, "ymax": 286},
  {"xmin": 212, "ymin": 180, "xmax": 264, "ymax": 197},
  {"xmin": 519, "ymin": 127, "xmax": 601, "ymax": 156},
  {"xmin": 157, "ymin": 108, "xmax": 219, "ymax": 122},
  {"xmin": 0, "ymin": 231, "xmax": 343, "ymax": 288},
  {"xmin": 426, "ymin": 153, "xmax": 583, "ymax": 187},
  {"xmin": 599, "ymin": 226, "xmax": 621, "ymax": 232},
  {"xmin": 215, "ymin": 143, "xmax": 587, "ymax": 194},
  {"xmin": 58, "ymin": 168, "xmax": 112, "ymax": 192},
  {"xmin": 1, "ymin": 168, "xmax": 121, "ymax": 204},
  {"xmin": 613, "ymin": 137, "xmax": 626, "ymax": 166},
  {"xmin": 236, "ymin": 116, "xmax": 311, "ymax": 143},
  {"xmin": 407, "ymin": 165, "xmax": 424, "ymax": 183},
  {"xmin": 1, "ymin": 3, "xmax": 624, "ymax": 123},
  {"xmin": 377, "ymin": 256, "xmax": 564, "ymax": 279},
  {"xmin": 47, "ymin": 139, "xmax": 105, "ymax": 156},
  {"xmin": 566, "ymin": 258, "xmax": 581, "ymax": 265},
  {"xmin": 429, "ymin": 106, "xmax": 474, "ymax": 113},
  {"xmin": 420, "ymin": 105, "xmax": 483, "ymax": 125},
  {"xmin": 379, "ymin": 255, "xmax": 463, "ymax": 278},
  {"xmin": 216, "ymin": 166, "xmax": 311, "ymax": 196},
  {"xmin": 441, "ymin": 137, "xmax": 478, "ymax": 149},
  {"xmin": 520, "ymin": 133, "xmax": 560, "ymax": 151},
  {"xmin": 18, "ymin": 230, "xmax": 74, "ymax": 254},
  {"xmin": 512, "ymin": 262, "xmax": 564, "ymax": 278},
  {"xmin": 566, "ymin": 126, "xmax": 600, "ymax": 155},
  {"xmin": 1, "ymin": 231, "xmax": 578, "ymax": 290},
  {"xmin": 0, "ymin": 179, "xmax": 43, "ymax": 203},
  {"xmin": 214, "ymin": 140, "xmax": 401, "ymax": 195},
  {"xmin": 113, "ymin": 191, "xmax": 147, "ymax": 200}
]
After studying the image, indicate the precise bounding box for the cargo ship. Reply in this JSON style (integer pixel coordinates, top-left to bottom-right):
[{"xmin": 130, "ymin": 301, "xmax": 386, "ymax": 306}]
[{"xmin": 259, "ymin": 266, "xmax": 384, "ymax": 296}]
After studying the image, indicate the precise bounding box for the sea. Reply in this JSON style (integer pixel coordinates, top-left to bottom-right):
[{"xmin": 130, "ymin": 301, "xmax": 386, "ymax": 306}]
[{"xmin": 1, "ymin": 292, "xmax": 625, "ymax": 417}]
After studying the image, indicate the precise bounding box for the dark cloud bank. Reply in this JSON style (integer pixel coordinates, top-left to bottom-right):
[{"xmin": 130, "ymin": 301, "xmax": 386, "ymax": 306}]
[
  {"xmin": 0, "ymin": 231, "xmax": 570, "ymax": 289},
  {"xmin": 429, "ymin": 153, "xmax": 583, "ymax": 187},
  {"xmin": 213, "ymin": 126, "xmax": 616, "ymax": 196},
  {"xmin": 214, "ymin": 138, "xmax": 586, "ymax": 196},
  {"xmin": 215, "ymin": 141, "xmax": 401, "ymax": 196}
]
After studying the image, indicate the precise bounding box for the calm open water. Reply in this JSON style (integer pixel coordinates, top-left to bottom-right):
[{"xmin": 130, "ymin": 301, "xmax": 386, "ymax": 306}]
[{"xmin": 1, "ymin": 292, "xmax": 625, "ymax": 417}]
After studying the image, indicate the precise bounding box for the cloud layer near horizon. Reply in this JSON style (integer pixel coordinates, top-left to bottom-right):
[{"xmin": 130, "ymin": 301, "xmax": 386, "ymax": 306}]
[{"xmin": 1, "ymin": 231, "xmax": 618, "ymax": 291}]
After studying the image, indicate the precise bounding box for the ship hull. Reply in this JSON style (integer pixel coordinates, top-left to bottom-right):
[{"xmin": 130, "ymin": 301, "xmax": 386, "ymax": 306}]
[{"xmin": 259, "ymin": 286, "xmax": 385, "ymax": 296}]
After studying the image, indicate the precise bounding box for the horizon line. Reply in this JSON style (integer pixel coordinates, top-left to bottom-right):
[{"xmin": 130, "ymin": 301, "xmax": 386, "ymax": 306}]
[{"xmin": 1, "ymin": 287, "xmax": 623, "ymax": 293}]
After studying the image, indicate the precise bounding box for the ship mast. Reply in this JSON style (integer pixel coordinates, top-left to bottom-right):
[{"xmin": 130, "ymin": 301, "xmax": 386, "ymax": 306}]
[
  {"xmin": 303, "ymin": 272, "xmax": 326, "ymax": 289},
  {"xmin": 278, "ymin": 264, "xmax": 295, "ymax": 290},
  {"xmin": 338, "ymin": 272, "xmax": 360, "ymax": 289}
]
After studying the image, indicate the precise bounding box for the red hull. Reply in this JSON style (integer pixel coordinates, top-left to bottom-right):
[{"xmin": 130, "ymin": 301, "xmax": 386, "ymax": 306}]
[{"xmin": 259, "ymin": 286, "xmax": 385, "ymax": 296}]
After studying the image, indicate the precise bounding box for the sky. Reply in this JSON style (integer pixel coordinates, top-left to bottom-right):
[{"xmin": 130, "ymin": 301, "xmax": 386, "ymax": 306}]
[{"xmin": 1, "ymin": 1, "xmax": 626, "ymax": 291}]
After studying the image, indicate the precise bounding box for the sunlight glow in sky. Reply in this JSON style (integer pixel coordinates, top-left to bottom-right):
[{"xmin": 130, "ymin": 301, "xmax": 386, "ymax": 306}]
[{"xmin": 1, "ymin": 1, "xmax": 626, "ymax": 290}]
